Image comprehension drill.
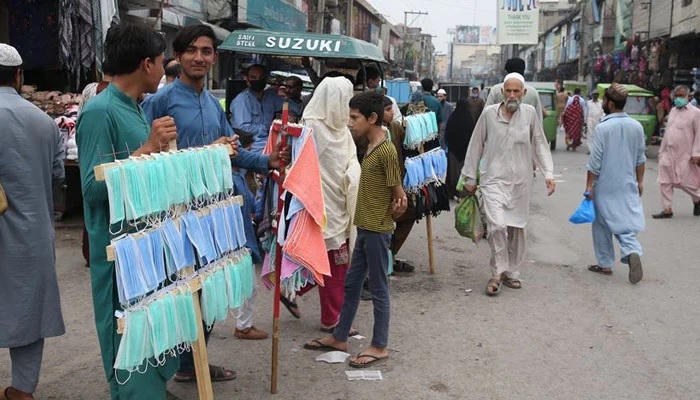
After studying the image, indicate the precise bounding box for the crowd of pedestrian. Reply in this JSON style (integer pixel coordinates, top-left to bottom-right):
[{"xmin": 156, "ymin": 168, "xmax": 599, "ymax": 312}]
[{"xmin": 1, "ymin": 18, "xmax": 699, "ymax": 399}]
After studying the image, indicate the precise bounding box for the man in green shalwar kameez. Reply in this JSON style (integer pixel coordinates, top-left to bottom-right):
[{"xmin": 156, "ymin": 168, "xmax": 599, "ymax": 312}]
[{"xmin": 77, "ymin": 24, "xmax": 180, "ymax": 400}]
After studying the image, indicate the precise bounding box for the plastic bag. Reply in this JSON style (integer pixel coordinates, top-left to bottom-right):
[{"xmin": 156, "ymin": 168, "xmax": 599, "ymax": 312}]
[
  {"xmin": 454, "ymin": 194, "xmax": 485, "ymax": 243},
  {"xmin": 569, "ymin": 197, "xmax": 595, "ymax": 224}
]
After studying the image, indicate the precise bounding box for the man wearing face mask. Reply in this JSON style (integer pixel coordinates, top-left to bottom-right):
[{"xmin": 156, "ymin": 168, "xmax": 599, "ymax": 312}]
[
  {"xmin": 467, "ymin": 86, "xmax": 485, "ymax": 122},
  {"xmin": 231, "ymin": 64, "xmax": 283, "ymax": 154},
  {"xmin": 0, "ymin": 43, "xmax": 65, "ymax": 400},
  {"xmin": 584, "ymin": 83, "xmax": 646, "ymax": 284},
  {"xmin": 459, "ymin": 73, "xmax": 555, "ymax": 296},
  {"xmin": 652, "ymin": 85, "xmax": 700, "ymax": 219}
]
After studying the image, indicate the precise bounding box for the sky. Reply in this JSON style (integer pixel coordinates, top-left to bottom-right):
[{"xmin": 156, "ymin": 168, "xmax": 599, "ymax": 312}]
[{"xmin": 369, "ymin": 0, "xmax": 499, "ymax": 53}]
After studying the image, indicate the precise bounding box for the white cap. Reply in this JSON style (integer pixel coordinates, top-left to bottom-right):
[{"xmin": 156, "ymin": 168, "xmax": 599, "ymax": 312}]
[
  {"xmin": 437, "ymin": 88, "xmax": 447, "ymax": 95},
  {"xmin": 0, "ymin": 43, "xmax": 22, "ymax": 67},
  {"xmin": 503, "ymin": 72, "xmax": 525, "ymax": 86}
]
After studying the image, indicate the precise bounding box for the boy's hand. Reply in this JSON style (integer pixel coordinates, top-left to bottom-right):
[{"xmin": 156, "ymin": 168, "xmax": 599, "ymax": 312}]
[{"xmin": 391, "ymin": 195, "xmax": 408, "ymax": 220}]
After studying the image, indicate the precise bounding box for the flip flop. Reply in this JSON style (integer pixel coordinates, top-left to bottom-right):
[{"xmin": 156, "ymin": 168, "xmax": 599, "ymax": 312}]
[
  {"xmin": 588, "ymin": 265, "xmax": 612, "ymax": 275},
  {"xmin": 485, "ymin": 277, "xmax": 501, "ymax": 296},
  {"xmin": 349, "ymin": 353, "xmax": 388, "ymax": 369},
  {"xmin": 303, "ymin": 339, "xmax": 346, "ymax": 352},
  {"xmin": 280, "ymin": 296, "xmax": 301, "ymax": 319},
  {"xmin": 320, "ymin": 326, "xmax": 359, "ymax": 336},
  {"xmin": 501, "ymin": 276, "xmax": 522, "ymax": 289}
]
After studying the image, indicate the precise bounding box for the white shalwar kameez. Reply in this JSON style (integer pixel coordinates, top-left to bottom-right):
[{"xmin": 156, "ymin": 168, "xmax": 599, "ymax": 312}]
[{"xmin": 461, "ymin": 103, "xmax": 554, "ymax": 278}]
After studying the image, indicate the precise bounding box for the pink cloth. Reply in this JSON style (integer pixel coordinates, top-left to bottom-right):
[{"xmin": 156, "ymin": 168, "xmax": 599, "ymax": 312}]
[{"xmin": 658, "ymin": 106, "xmax": 700, "ymax": 191}]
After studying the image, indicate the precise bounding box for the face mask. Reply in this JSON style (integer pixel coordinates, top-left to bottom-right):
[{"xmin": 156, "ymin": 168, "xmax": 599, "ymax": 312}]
[
  {"xmin": 471, "ymin": 93, "xmax": 479, "ymax": 98},
  {"xmin": 674, "ymin": 97, "xmax": 689, "ymax": 108},
  {"xmin": 249, "ymin": 79, "xmax": 266, "ymax": 92}
]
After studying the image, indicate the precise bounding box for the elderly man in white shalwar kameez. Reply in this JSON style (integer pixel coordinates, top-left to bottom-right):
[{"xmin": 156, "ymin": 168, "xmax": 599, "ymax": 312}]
[
  {"xmin": 585, "ymin": 83, "xmax": 646, "ymax": 284},
  {"xmin": 0, "ymin": 44, "xmax": 65, "ymax": 399},
  {"xmin": 460, "ymin": 73, "xmax": 555, "ymax": 296}
]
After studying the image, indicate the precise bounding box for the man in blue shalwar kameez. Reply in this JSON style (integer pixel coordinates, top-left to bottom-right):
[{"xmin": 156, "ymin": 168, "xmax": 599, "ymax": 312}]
[
  {"xmin": 584, "ymin": 83, "xmax": 646, "ymax": 284},
  {"xmin": 142, "ymin": 24, "xmax": 288, "ymax": 383}
]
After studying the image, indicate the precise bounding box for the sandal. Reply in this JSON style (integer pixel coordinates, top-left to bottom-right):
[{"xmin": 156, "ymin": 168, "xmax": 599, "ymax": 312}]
[
  {"xmin": 280, "ymin": 296, "xmax": 301, "ymax": 319},
  {"xmin": 588, "ymin": 265, "xmax": 612, "ymax": 275},
  {"xmin": 173, "ymin": 365, "xmax": 236, "ymax": 383},
  {"xmin": 485, "ymin": 277, "xmax": 501, "ymax": 296},
  {"xmin": 303, "ymin": 339, "xmax": 346, "ymax": 352},
  {"xmin": 320, "ymin": 326, "xmax": 359, "ymax": 336},
  {"xmin": 349, "ymin": 353, "xmax": 388, "ymax": 369},
  {"xmin": 1, "ymin": 387, "xmax": 8, "ymax": 400},
  {"xmin": 393, "ymin": 260, "xmax": 415, "ymax": 273},
  {"xmin": 501, "ymin": 276, "xmax": 522, "ymax": 289}
]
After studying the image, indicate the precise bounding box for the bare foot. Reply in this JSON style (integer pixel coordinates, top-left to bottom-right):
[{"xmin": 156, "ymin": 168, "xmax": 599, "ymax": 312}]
[
  {"xmin": 349, "ymin": 345, "xmax": 389, "ymax": 366},
  {"xmin": 303, "ymin": 335, "xmax": 347, "ymax": 351}
]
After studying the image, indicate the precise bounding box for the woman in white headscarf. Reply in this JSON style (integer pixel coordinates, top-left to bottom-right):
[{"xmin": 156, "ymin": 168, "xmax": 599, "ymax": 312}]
[{"xmin": 283, "ymin": 76, "xmax": 362, "ymax": 334}]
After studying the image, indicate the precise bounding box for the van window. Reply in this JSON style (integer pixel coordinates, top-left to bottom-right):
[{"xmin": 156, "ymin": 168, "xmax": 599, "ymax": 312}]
[
  {"xmin": 539, "ymin": 92, "xmax": 555, "ymax": 111},
  {"xmin": 624, "ymin": 96, "xmax": 654, "ymax": 115}
]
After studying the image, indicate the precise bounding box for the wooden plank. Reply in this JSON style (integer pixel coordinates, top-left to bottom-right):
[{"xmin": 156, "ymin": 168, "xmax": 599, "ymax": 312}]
[
  {"xmin": 191, "ymin": 293, "xmax": 214, "ymax": 400},
  {"xmin": 94, "ymin": 143, "xmax": 237, "ymax": 182},
  {"xmin": 426, "ymin": 215, "xmax": 436, "ymax": 274}
]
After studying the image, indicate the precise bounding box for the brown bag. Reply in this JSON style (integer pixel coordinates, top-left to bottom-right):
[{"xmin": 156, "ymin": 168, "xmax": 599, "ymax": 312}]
[{"xmin": 0, "ymin": 182, "xmax": 7, "ymax": 216}]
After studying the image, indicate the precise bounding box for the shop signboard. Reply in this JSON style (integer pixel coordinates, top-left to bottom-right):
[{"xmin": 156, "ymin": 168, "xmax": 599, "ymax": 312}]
[
  {"xmin": 497, "ymin": 1, "xmax": 539, "ymax": 45},
  {"xmin": 239, "ymin": 0, "xmax": 307, "ymax": 33}
]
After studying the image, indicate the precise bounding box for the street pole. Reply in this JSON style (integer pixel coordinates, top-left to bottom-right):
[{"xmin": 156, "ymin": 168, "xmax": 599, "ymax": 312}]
[
  {"xmin": 316, "ymin": 0, "xmax": 326, "ymax": 33},
  {"xmin": 346, "ymin": 0, "xmax": 353, "ymax": 36},
  {"xmin": 401, "ymin": 10, "xmax": 428, "ymax": 77}
]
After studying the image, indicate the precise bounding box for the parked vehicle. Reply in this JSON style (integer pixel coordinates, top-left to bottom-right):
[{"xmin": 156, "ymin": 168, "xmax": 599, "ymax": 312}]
[
  {"xmin": 385, "ymin": 79, "xmax": 412, "ymax": 104},
  {"xmin": 596, "ymin": 83, "xmax": 657, "ymax": 143},
  {"xmin": 530, "ymin": 82, "xmax": 558, "ymax": 150}
]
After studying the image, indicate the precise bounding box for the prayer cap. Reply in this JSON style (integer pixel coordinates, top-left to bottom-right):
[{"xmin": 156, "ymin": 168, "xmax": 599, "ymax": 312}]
[
  {"xmin": 503, "ymin": 72, "xmax": 525, "ymax": 86},
  {"xmin": 606, "ymin": 83, "xmax": 628, "ymax": 102},
  {"xmin": 437, "ymin": 89, "xmax": 447, "ymax": 95},
  {"xmin": 0, "ymin": 43, "xmax": 22, "ymax": 67}
]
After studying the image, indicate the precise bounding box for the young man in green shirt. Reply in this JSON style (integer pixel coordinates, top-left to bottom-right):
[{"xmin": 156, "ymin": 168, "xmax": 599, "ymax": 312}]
[
  {"xmin": 304, "ymin": 91, "xmax": 407, "ymax": 368},
  {"xmin": 77, "ymin": 24, "xmax": 179, "ymax": 400}
]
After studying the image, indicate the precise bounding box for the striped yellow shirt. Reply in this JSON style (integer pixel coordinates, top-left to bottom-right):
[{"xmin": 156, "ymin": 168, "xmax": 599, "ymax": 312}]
[{"xmin": 354, "ymin": 139, "xmax": 402, "ymax": 233}]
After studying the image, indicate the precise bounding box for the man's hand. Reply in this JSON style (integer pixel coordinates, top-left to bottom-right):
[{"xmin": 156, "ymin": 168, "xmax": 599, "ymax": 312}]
[
  {"xmin": 691, "ymin": 156, "xmax": 700, "ymax": 166},
  {"xmin": 584, "ymin": 188, "xmax": 595, "ymax": 200},
  {"xmin": 213, "ymin": 135, "xmax": 239, "ymax": 158},
  {"xmin": 144, "ymin": 116, "xmax": 177, "ymax": 153},
  {"xmin": 545, "ymin": 179, "xmax": 556, "ymax": 196},
  {"xmin": 391, "ymin": 194, "xmax": 408, "ymax": 220},
  {"xmin": 638, "ymin": 183, "xmax": 644, "ymax": 197},
  {"xmin": 268, "ymin": 141, "xmax": 291, "ymax": 169},
  {"xmin": 464, "ymin": 184, "xmax": 477, "ymax": 195},
  {"xmin": 301, "ymin": 56, "xmax": 312, "ymax": 68}
]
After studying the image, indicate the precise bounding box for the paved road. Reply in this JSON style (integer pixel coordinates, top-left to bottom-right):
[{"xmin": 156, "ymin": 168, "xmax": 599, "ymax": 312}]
[{"xmin": 2, "ymin": 139, "xmax": 699, "ymax": 400}]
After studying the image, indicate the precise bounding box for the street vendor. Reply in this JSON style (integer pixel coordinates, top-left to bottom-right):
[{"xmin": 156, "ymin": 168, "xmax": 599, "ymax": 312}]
[{"xmin": 76, "ymin": 23, "xmax": 179, "ymax": 400}]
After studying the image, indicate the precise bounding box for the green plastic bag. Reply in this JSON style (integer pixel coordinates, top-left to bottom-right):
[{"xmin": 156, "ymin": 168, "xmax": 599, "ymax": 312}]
[{"xmin": 454, "ymin": 194, "xmax": 485, "ymax": 243}]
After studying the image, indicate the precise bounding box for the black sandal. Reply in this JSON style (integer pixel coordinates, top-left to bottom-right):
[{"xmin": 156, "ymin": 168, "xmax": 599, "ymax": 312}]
[
  {"xmin": 588, "ymin": 265, "xmax": 613, "ymax": 275},
  {"xmin": 280, "ymin": 296, "xmax": 301, "ymax": 319}
]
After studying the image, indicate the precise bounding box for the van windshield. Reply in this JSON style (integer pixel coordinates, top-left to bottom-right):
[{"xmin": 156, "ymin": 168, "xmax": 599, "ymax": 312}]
[
  {"xmin": 624, "ymin": 96, "xmax": 654, "ymax": 115},
  {"xmin": 539, "ymin": 92, "xmax": 555, "ymax": 111}
]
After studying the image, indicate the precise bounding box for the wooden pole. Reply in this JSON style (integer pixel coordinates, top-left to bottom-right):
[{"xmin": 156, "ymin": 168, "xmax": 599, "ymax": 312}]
[
  {"xmin": 271, "ymin": 103, "xmax": 289, "ymax": 394},
  {"xmin": 191, "ymin": 294, "xmax": 214, "ymax": 400},
  {"xmin": 426, "ymin": 214, "xmax": 436, "ymax": 274}
]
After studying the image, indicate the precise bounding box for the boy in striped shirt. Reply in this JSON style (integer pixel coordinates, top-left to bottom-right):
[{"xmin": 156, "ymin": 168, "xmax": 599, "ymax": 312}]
[{"xmin": 304, "ymin": 91, "xmax": 407, "ymax": 368}]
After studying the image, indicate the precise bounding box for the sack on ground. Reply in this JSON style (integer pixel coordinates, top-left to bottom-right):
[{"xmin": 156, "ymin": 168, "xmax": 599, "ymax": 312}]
[
  {"xmin": 569, "ymin": 198, "xmax": 595, "ymax": 224},
  {"xmin": 454, "ymin": 194, "xmax": 485, "ymax": 243}
]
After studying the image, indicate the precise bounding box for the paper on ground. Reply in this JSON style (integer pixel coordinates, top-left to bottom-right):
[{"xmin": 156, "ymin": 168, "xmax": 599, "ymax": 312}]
[
  {"xmin": 345, "ymin": 370, "xmax": 383, "ymax": 381},
  {"xmin": 315, "ymin": 351, "xmax": 350, "ymax": 364}
]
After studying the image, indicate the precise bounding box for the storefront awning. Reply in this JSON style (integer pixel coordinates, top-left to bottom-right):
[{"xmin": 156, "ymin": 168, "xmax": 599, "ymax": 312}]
[{"xmin": 219, "ymin": 29, "xmax": 387, "ymax": 63}]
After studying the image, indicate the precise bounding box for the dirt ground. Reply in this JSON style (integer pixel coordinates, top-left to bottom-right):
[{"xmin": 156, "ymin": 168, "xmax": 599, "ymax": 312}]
[{"xmin": 2, "ymin": 144, "xmax": 700, "ymax": 400}]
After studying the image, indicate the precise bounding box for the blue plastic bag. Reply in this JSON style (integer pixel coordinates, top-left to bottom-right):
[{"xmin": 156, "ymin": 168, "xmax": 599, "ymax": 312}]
[{"xmin": 569, "ymin": 196, "xmax": 595, "ymax": 224}]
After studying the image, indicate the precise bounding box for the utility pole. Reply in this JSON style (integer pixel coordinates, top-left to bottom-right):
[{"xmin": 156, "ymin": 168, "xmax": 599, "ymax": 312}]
[
  {"xmin": 316, "ymin": 0, "xmax": 326, "ymax": 33},
  {"xmin": 401, "ymin": 10, "xmax": 428, "ymax": 77},
  {"xmin": 346, "ymin": 0, "xmax": 353, "ymax": 37}
]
